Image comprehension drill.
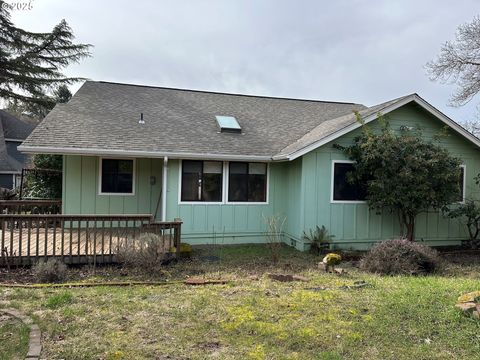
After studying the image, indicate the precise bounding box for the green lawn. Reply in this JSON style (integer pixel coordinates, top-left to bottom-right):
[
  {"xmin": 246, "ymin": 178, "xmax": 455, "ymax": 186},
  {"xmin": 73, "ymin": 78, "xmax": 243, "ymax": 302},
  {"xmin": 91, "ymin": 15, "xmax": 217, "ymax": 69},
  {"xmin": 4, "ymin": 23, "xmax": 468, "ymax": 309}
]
[
  {"xmin": 0, "ymin": 314, "xmax": 29, "ymax": 360},
  {"xmin": 1, "ymin": 245, "xmax": 479, "ymax": 360}
]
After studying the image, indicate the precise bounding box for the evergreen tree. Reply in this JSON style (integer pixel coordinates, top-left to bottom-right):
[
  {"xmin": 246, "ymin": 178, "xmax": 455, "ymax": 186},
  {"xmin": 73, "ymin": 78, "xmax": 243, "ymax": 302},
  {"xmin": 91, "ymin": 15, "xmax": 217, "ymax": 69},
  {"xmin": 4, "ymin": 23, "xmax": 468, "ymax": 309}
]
[{"xmin": 0, "ymin": 0, "xmax": 91, "ymax": 109}]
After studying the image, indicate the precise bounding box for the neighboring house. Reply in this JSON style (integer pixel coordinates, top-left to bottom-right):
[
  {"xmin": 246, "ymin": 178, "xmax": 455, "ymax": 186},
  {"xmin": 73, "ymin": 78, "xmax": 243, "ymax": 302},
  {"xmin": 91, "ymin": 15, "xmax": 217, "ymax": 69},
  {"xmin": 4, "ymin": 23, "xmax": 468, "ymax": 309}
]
[
  {"xmin": 18, "ymin": 81, "xmax": 480, "ymax": 250},
  {"xmin": 0, "ymin": 110, "xmax": 36, "ymax": 189}
]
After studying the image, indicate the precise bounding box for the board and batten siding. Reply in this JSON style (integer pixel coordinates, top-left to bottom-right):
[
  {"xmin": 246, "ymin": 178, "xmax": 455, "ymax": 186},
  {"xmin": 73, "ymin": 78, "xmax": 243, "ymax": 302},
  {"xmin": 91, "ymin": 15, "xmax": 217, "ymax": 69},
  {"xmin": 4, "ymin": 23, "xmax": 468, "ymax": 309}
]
[
  {"xmin": 294, "ymin": 103, "xmax": 480, "ymax": 250},
  {"xmin": 62, "ymin": 156, "xmax": 163, "ymax": 217},
  {"xmin": 165, "ymin": 159, "xmax": 288, "ymax": 245}
]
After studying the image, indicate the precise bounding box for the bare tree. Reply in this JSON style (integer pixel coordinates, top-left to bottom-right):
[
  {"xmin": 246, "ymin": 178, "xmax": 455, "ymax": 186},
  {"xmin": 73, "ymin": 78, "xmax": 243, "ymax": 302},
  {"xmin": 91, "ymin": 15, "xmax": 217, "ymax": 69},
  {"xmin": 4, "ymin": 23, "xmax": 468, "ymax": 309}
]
[{"xmin": 426, "ymin": 16, "xmax": 480, "ymax": 107}]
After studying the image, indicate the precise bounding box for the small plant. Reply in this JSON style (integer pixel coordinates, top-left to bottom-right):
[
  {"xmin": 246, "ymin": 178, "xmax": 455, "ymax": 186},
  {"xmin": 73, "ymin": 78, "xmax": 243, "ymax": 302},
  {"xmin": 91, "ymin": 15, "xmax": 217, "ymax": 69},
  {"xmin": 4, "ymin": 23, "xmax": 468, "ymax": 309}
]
[
  {"xmin": 263, "ymin": 214, "xmax": 286, "ymax": 265},
  {"xmin": 32, "ymin": 258, "xmax": 67, "ymax": 283},
  {"xmin": 303, "ymin": 225, "xmax": 334, "ymax": 255},
  {"xmin": 117, "ymin": 232, "xmax": 168, "ymax": 272},
  {"xmin": 360, "ymin": 238, "xmax": 441, "ymax": 275},
  {"xmin": 446, "ymin": 199, "xmax": 480, "ymax": 249},
  {"xmin": 45, "ymin": 291, "xmax": 73, "ymax": 309},
  {"xmin": 322, "ymin": 253, "xmax": 342, "ymax": 272}
]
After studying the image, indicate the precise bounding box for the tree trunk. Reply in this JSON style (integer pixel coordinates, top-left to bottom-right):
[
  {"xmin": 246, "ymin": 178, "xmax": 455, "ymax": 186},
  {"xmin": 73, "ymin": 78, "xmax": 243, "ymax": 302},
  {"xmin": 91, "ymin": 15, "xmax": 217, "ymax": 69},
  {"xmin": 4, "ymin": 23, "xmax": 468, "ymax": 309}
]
[
  {"xmin": 406, "ymin": 214, "xmax": 415, "ymax": 241},
  {"xmin": 400, "ymin": 212, "xmax": 416, "ymax": 241}
]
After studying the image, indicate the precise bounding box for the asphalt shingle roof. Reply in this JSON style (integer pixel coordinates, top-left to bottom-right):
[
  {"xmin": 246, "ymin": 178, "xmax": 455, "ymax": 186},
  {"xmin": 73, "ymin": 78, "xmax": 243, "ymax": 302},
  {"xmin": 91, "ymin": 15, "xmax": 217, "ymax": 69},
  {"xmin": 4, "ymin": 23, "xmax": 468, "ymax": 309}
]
[
  {"xmin": 0, "ymin": 111, "xmax": 35, "ymax": 172},
  {"xmin": 21, "ymin": 81, "xmax": 367, "ymax": 158}
]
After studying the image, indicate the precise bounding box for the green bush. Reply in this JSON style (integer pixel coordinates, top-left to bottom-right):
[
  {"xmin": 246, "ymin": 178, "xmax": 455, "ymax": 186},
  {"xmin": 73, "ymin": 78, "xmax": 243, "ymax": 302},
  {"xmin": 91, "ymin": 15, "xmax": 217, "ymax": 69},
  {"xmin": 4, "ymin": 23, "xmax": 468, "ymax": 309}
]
[
  {"xmin": 303, "ymin": 225, "xmax": 334, "ymax": 255},
  {"xmin": 32, "ymin": 258, "xmax": 67, "ymax": 283},
  {"xmin": 360, "ymin": 239, "xmax": 441, "ymax": 275}
]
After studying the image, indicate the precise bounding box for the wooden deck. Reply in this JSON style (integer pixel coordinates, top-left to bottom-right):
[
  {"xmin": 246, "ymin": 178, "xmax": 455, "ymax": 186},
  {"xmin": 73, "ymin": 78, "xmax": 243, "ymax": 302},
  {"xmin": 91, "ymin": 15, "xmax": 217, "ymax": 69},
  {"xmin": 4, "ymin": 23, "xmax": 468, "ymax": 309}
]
[
  {"xmin": 0, "ymin": 214, "xmax": 182, "ymax": 266},
  {"xmin": 0, "ymin": 228, "xmax": 175, "ymax": 265}
]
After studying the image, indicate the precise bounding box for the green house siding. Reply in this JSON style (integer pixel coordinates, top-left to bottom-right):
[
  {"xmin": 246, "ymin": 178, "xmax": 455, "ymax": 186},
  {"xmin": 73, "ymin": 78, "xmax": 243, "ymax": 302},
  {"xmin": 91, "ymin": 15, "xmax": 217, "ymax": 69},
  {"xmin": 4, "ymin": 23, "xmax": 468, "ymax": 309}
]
[
  {"xmin": 294, "ymin": 103, "xmax": 480, "ymax": 249},
  {"xmin": 61, "ymin": 103, "xmax": 480, "ymax": 249},
  {"xmin": 165, "ymin": 160, "xmax": 287, "ymax": 245},
  {"xmin": 63, "ymin": 156, "xmax": 163, "ymax": 217}
]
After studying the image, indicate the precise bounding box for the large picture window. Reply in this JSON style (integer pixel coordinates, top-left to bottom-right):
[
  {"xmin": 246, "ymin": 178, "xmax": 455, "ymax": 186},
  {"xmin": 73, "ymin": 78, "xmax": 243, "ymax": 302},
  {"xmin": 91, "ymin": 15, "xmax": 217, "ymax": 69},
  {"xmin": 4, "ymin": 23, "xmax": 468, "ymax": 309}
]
[
  {"xmin": 100, "ymin": 158, "xmax": 134, "ymax": 194},
  {"xmin": 181, "ymin": 160, "xmax": 223, "ymax": 202},
  {"xmin": 332, "ymin": 161, "xmax": 366, "ymax": 202},
  {"xmin": 228, "ymin": 162, "xmax": 267, "ymax": 202}
]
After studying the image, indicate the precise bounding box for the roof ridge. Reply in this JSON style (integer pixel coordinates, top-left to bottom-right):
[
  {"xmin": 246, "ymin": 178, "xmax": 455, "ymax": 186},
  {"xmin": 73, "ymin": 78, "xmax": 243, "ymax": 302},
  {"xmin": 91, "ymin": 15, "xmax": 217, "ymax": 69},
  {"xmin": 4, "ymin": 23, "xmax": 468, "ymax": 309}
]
[{"xmin": 93, "ymin": 80, "xmax": 362, "ymax": 106}]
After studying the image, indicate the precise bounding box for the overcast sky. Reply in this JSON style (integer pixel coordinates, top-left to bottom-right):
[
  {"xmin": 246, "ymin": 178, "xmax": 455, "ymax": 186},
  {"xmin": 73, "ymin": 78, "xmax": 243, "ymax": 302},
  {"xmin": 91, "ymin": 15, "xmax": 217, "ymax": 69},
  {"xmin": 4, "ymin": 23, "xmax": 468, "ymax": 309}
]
[{"xmin": 9, "ymin": 0, "xmax": 480, "ymax": 123}]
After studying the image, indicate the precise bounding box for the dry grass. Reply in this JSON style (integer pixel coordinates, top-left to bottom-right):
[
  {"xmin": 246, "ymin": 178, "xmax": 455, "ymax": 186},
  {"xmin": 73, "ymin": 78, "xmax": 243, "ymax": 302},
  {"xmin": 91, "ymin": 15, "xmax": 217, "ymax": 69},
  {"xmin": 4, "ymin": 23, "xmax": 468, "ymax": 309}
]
[{"xmin": 0, "ymin": 244, "xmax": 479, "ymax": 359}]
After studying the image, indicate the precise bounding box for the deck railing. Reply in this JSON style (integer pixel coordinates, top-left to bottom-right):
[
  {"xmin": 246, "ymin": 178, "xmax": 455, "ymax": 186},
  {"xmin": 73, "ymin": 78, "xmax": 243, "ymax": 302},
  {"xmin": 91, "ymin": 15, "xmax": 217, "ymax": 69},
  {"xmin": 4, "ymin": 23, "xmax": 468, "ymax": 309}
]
[
  {"xmin": 0, "ymin": 200, "xmax": 62, "ymax": 215},
  {"xmin": 0, "ymin": 214, "xmax": 182, "ymax": 266}
]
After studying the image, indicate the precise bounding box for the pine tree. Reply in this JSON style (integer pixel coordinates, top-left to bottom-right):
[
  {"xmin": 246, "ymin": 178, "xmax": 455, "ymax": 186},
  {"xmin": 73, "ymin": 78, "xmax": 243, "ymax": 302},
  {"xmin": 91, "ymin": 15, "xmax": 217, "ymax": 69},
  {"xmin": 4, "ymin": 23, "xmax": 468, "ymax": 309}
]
[{"xmin": 0, "ymin": 0, "xmax": 91, "ymax": 109}]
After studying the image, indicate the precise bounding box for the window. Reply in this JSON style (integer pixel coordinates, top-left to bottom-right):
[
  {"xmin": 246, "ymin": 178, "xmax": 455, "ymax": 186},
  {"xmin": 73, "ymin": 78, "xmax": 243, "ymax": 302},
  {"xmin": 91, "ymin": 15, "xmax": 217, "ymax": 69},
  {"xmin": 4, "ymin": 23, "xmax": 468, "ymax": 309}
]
[
  {"xmin": 100, "ymin": 158, "xmax": 134, "ymax": 194},
  {"xmin": 457, "ymin": 165, "xmax": 466, "ymax": 202},
  {"xmin": 228, "ymin": 162, "xmax": 267, "ymax": 202},
  {"xmin": 332, "ymin": 161, "xmax": 367, "ymax": 202},
  {"xmin": 181, "ymin": 160, "xmax": 223, "ymax": 202}
]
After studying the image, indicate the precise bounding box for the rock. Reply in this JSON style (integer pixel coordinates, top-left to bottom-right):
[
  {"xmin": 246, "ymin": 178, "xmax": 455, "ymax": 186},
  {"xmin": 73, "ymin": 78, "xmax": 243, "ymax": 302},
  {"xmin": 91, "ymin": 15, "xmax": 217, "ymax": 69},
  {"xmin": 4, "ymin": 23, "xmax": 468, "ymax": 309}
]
[
  {"xmin": 248, "ymin": 275, "xmax": 259, "ymax": 281},
  {"xmin": 457, "ymin": 291, "xmax": 480, "ymax": 303},
  {"xmin": 455, "ymin": 302, "xmax": 477, "ymax": 313},
  {"xmin": 334, "ymin": 268, "xmax": 346, "ymax": 275},
  {"xmin": 317, "ymin": 262, "xmax": 327, "ymax": 271},
  {"xmin": 473, "ymin": 311, "xmax": 480, "ymax": 320}
]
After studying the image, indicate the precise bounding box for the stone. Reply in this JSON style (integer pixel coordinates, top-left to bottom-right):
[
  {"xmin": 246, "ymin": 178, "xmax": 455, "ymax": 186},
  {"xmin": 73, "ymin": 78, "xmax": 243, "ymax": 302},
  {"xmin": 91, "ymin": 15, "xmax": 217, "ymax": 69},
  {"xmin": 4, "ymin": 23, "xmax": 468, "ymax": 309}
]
[
  {"xmin": 334, "ymin": 268, "xmax": 346, "ymax": 275},
  {"xmin": 317, "ymin": 262, "xmax": 327, "ymax": 271},
  {"xmin": 457, "ymin": 291, "xmax": 480, "ymax": 303},
  {"xmin": 473, "ymin": 311, "xmax": 480, "ymax": 320},
  {"xmin": 455, "ymin": 302, "xmax": 477, "ymax": 313}
]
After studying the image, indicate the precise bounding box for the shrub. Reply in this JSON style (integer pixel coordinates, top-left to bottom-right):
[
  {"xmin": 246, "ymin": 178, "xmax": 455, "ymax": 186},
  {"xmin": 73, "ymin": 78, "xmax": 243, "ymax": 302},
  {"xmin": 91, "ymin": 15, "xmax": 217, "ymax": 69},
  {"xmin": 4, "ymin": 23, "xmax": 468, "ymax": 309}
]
[
  {"xmin": 303, "ymin": 225, "xmax": 334, "ymax": 255},
  {"xmin": 117, "ymin": 232, "xmax": 168, "ymax": 272},
  {"xmin": 360, "ymin": 238, "xmax": 441, "ymax": 275},
  {"xmin": 263, "ymin": 215, "xmax": 286, "ymax": 265},
  {"xmin": 32, "ymin": 258, "xmax": 67, "ymax": 283},
  {"xmin": 446, "ymin": 199, "xmax": 480, "ymax": 249}
]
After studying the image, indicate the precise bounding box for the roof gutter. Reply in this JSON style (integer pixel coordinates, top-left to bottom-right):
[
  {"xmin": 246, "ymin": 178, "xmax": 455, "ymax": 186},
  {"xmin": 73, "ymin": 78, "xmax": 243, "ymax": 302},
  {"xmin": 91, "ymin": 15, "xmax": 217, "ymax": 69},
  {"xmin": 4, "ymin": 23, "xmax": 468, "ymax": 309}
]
[{"xmin": 17, "ymin": 145, "xmax": 274, "ymax": 162}]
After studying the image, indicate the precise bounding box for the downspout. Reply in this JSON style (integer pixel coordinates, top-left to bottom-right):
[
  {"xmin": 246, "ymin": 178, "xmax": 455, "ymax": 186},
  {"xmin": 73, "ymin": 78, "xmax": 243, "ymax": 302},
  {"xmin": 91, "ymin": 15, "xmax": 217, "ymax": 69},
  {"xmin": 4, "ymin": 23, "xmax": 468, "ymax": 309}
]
[{"xmin": 162, "ymin": 156, "xmax": 168, "ymax": 221}]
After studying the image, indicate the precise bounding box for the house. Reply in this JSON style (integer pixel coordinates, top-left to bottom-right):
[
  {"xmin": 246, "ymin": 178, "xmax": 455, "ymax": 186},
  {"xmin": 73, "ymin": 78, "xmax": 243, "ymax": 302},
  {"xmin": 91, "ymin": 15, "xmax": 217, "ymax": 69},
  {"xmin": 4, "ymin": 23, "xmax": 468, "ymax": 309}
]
[
  {"xmin": 18, "ymin": 81, "xmax": 480, "ymax": 250},
  {"xmin": 0, "ymin": 110, "xmax": 36, "ymax": 189}
]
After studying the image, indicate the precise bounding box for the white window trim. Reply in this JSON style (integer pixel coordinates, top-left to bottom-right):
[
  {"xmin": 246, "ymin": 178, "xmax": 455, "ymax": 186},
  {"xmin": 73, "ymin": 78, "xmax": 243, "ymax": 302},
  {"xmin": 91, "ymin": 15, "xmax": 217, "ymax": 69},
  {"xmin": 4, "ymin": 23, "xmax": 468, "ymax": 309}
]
[
  {"xmin": 178, "ymin": 160, "xmax": 225, "ymax": 204},
  {"xmin": 98, "ymin": 157, "xmax": 136, "ymax": 196},
  {"xmin": 178, "ymin": 160, "xmax": 270, "ymax": 205},
  {"xmin": 226, "ymin": 161, "xmax": 269, "ymax": 205},
  {"xmin": 330, "ymin": 160, "xmax": 367, "ymax": 204},
  {"xmin": 458, "ymin": 164, "xmax": 466, "ymax": 204}
]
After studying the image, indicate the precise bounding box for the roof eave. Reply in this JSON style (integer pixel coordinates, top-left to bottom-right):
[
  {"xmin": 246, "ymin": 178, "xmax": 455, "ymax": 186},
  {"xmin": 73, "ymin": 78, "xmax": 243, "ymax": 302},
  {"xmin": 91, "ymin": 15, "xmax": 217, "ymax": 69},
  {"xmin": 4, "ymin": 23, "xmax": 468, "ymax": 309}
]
[{"xmin": 17, "ymin": 145, "xmax": 274, "ymax": 162}]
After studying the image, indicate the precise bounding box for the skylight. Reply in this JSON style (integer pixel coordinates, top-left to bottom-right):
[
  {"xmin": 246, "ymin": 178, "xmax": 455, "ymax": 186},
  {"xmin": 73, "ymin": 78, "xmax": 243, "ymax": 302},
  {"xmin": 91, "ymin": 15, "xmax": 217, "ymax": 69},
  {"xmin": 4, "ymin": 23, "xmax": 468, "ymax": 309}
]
[{"xmin": 215, "ymin": 115, "xmax": 241, "ymax": 133}]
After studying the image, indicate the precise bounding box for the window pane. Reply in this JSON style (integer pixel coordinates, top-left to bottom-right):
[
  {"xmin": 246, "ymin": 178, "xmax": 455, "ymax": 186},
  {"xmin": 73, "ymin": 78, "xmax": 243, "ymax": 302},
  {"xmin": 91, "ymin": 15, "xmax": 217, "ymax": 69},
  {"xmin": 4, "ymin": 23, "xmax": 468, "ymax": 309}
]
[
  {"xmin": 204, "ymin": 161, "xmax": 222, "ymax": 174},
  {"xmin": 183, "ymin": 160, "xmax": 202, "ymax": 173},
  {"xmin": 101, "ymin": 159, "xmax": 133, "ymax": 194},
  {"xmin": 203, "ymin": 173, "xmax": 222, "ymax": 201},
  {"xmin": 228, "ymin": 162, "xmax": 267, "ymax": 202},
  {"xmin": 230, "ymin": 162, "xmax": 248, "ymax": 174},
  {"xmin": 181, "ymin": 160, "xmax": 223, "ymax": 202},
  {"xmin": 248, "ymin": 174, "xmax": 266, "ymax": 202},
  {"xmin": 333, "ymin": 162, "xmax": 365, "ymax": 201},
  {"xmin": 181, "ymin": 161, "xmax": 201, "ymax": 201},
  {"xmin": 229, "ymin": 173, "xmax": 248, "ymax": 201},
  {"xmin": 181, "ymin": 173, "xmax": 200, "ymax": 201},
  {"xmin": 249, "ymin": 163, "xmax": 266, "ymax": 175}
]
